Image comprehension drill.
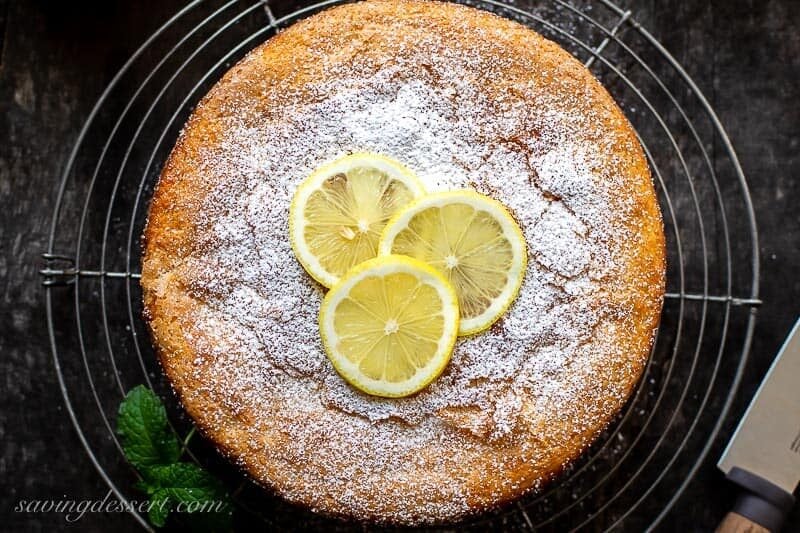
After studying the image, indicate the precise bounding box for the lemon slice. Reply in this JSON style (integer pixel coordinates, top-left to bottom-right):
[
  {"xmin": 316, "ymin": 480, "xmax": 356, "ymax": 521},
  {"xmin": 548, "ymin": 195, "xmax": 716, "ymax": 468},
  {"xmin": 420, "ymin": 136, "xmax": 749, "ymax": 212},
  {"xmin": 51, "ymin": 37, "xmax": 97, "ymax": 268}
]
[
  {"xmin": 289, "ymin": 153, "xmax": 425, "ymax": 288},
  {"xmin": 319, "ymin": 255, "xmax": 459, "ymax": 398},
  {"xmin": 379, "ymin": 191, "xmax": 527, "ymax": 335}
]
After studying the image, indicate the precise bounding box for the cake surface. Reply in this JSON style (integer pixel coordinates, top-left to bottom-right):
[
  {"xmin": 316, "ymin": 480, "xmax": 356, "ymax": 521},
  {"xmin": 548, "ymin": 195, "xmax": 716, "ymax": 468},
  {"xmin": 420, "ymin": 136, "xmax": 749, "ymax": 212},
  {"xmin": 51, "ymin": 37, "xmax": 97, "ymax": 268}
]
[{"xmin": 141, "ymin": 0, "xmax": 665, "ymax": 524}]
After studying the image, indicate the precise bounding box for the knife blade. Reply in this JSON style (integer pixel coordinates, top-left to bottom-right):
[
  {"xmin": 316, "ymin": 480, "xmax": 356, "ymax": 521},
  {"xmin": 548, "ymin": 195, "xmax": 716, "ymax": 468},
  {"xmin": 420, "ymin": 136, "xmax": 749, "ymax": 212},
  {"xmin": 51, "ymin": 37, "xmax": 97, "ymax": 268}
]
[{"xmin": 716, "ymin": 317, "xmax": 800, "ymax": 532}]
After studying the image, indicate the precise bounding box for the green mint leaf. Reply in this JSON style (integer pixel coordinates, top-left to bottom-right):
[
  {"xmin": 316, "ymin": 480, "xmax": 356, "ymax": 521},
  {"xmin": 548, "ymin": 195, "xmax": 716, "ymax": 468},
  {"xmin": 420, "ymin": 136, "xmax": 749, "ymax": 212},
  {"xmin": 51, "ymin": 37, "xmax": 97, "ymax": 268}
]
[
  {"xmin": 147, "ymin": 463, "xmax": 233, "ymax": 532},
  {"xmin": 147, "ymin": 462, "xmax": 223, "ymax": 502},
  {"xmin": 148, "ymin": 490, "xmax": 172, "ymax": 528},
  {"xmin": 117, "ymin": 385, "xmax": 181, "ymax": 471}
]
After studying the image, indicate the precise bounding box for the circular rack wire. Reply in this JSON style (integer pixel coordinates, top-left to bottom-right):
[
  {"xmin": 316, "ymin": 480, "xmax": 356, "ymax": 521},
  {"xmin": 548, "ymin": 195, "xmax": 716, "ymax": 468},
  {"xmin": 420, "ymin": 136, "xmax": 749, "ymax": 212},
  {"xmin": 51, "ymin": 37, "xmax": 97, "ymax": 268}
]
[{"xmin": 42, "ymin": 0, "xmax": 760, "ymax": 531}]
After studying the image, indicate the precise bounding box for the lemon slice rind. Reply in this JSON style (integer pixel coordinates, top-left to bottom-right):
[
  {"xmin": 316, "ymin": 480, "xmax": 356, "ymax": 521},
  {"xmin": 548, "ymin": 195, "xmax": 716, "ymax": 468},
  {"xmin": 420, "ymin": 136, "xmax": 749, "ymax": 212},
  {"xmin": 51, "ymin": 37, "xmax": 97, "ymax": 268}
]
[{"xmin": 319, "ymin": 255, "xmax": 459, "ymax": 398}]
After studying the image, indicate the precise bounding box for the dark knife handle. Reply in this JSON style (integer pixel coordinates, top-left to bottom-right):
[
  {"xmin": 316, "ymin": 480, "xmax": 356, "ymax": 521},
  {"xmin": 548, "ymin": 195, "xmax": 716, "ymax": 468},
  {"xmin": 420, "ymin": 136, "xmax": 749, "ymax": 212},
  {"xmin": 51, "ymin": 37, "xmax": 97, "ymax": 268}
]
[{"xmin": 716, "ymin": 467, "xmax": 796, "ymax": 533}]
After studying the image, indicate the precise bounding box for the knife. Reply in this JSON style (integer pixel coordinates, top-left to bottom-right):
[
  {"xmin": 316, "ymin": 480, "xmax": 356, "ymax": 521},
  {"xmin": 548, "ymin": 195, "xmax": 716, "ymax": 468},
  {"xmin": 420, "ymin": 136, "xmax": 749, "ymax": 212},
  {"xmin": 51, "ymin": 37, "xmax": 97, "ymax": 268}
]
[{"xmin": 717, "ymin": 317, "xmax": 800, "ymax": 533}]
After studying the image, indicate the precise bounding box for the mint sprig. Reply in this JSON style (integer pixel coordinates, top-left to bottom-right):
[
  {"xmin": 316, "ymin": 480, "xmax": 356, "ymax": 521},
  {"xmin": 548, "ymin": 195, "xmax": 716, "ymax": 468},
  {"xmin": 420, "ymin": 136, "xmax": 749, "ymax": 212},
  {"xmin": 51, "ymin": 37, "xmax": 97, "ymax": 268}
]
[{"xmin": 117, "ymin": 385, "xmax": 233, "ymax": 531}]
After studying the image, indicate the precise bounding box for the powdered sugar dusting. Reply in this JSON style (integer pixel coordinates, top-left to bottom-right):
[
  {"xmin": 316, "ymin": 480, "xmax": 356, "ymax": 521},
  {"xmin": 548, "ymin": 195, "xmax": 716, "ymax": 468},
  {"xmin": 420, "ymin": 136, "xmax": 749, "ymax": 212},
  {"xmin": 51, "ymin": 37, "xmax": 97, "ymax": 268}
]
[
  {"xmin": 192, "ymin": 70, "xmax": 614, "ymax": 421},
  {"xmin": 146, "ymin": 1, "xmax": 660, "ymax": 523}
]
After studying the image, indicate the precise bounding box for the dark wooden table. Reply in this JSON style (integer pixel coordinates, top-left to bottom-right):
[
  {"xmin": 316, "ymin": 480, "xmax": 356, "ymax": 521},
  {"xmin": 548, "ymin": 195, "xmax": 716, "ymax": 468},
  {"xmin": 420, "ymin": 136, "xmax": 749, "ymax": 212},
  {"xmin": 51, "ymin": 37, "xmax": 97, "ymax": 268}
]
[{"xmin": 1, "ymin": 0, "xmax": 798, "ymax": 531}]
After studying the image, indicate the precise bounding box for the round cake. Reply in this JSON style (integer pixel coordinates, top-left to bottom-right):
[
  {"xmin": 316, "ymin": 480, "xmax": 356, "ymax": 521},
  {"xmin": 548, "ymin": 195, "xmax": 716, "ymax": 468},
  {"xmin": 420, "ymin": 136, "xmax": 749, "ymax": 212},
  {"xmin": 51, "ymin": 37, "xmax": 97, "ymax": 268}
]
[{"xmin": 142, "ymin": 0, "xmax": 665, "ymax": 524}]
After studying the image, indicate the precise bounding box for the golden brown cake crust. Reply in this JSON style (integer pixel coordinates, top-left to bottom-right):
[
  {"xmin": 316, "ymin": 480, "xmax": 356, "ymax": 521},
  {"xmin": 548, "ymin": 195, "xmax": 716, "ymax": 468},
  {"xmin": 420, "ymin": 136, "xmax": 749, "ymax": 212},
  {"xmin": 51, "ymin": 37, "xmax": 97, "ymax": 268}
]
[{"xmin": 142, "ymin": 0, "xmax": 665, "ymax": 524}]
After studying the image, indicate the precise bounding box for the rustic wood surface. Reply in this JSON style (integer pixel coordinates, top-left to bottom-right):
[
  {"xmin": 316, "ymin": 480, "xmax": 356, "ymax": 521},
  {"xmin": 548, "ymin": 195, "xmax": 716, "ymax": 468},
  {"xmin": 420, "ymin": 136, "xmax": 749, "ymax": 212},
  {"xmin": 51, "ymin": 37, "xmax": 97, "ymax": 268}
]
[{"xmin": 1, "ymin": 0, "xmax": 798, "ymax": 531}]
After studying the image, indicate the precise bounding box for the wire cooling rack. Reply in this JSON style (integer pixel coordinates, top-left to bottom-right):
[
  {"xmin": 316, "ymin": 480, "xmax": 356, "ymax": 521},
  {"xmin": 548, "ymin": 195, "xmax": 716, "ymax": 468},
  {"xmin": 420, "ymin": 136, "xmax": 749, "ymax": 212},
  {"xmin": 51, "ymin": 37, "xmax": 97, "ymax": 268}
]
[{"xmin": 41, "ymin": 0, "xmax": 760, "ymax": 530}]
